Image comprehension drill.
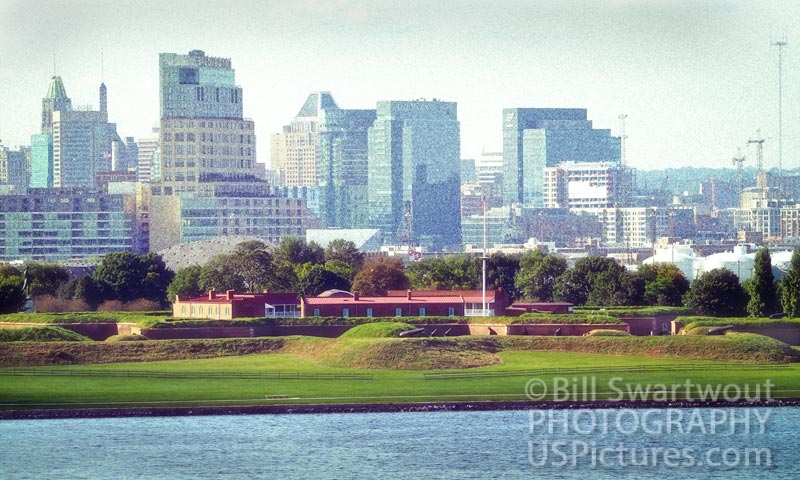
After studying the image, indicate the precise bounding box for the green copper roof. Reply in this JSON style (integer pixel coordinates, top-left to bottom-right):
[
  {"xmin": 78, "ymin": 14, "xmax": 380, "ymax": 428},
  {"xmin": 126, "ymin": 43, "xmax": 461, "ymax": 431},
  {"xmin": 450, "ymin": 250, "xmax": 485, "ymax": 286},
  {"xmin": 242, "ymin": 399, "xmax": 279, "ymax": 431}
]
[{"xmin": 45, "ymin": 76, "xmax": 68, "ymax": 99}]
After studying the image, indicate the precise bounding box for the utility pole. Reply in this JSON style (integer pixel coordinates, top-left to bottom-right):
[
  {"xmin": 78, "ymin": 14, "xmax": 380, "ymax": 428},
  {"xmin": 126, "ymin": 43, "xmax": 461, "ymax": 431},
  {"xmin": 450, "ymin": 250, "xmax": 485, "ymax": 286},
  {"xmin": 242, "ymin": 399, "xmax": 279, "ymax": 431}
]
[{"xmin": 771, "ymin": 31, "xmax": 788, "ymax": 175}]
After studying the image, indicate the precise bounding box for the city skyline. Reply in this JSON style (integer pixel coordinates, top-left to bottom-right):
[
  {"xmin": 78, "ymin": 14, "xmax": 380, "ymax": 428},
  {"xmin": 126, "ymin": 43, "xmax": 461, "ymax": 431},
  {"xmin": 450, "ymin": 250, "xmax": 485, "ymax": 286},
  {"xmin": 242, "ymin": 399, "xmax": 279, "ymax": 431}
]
[{"xmin": 1, "ymin": 0, "xmax": 799, "ymax": 171}]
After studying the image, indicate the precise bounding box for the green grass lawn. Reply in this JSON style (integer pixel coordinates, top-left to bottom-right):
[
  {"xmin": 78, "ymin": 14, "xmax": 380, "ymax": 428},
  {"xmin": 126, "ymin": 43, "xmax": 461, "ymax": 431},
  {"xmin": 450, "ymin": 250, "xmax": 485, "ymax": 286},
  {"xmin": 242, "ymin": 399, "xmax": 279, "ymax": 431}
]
[{"xmin": 2, "ymin": 351, "xmax": 797, "ymax": 409}]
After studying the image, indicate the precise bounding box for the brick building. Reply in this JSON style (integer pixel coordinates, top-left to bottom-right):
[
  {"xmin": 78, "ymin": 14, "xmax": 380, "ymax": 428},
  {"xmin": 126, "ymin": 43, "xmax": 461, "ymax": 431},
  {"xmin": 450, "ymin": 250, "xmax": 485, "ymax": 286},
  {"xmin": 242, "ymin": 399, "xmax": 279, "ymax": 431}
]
[
  {"xmin": 301, "ymin": 289, "xmax": 510, "ymax": 318},
  {"xmin": 173, "ymin": 290, "xmax": 299, "ymax": 319}
]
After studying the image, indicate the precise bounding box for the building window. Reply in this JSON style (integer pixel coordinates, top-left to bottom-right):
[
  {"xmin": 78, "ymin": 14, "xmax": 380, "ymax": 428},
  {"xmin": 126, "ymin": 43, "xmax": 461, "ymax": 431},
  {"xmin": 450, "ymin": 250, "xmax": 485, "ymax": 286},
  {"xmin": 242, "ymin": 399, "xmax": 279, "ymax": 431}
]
[
  {"xmin": 366, "ymin": 308, "xmax": 373, "ymax": 318},
  {"xmin": 448, "ymin": 307, "xmax": 455, "ymax": 317},
  {"xmin": 342, "ymin": 308, "xmax": 349, "ymax": 318},
  {"xmin": 395, "ymin": 308, "xmax": 402, "ymax": 317},
  {"xmin": 418, "ymin": 308, "xmax": 426, "ymax": 317},
  {"xmin": 313, "ymin": 308, "xmax": 320, "ymax": 317},
  {"xmin": 225, "ymin": 307, "xmax": 230, "ymax": 316}
]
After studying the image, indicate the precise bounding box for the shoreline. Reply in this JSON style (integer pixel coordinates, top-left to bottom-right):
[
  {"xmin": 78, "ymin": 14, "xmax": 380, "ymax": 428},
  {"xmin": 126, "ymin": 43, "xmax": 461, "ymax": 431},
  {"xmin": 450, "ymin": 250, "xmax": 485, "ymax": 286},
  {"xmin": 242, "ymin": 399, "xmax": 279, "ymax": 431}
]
[{"xmin": 3, "ymin": 397, "xmax": 800, "ymax": 420}]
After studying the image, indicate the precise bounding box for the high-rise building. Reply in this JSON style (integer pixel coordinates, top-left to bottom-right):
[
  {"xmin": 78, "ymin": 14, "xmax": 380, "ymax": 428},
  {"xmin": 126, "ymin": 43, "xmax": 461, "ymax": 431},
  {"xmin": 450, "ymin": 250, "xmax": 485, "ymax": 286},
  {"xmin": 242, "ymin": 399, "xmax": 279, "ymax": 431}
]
[
  {"xmin": 543, "ymin": 161, "xmax": 633, "ymax": 209},
  {"xmin": 367, "ymin": 99, "xmax": 461, "ymax": 250},
  {"xmin": 52, "ymin": 109, "xmax": 113, "ymax": 188},
  {"xmin": 0, "ymin": 188, "xmax": 146, "ymax": 262},
  {"xmin": 503, "ymin": 108, "xmax": 620, "ymax": 207},
  {"xmin": 136, "ymin": 125, "xmax": 160, "ymax": 183},
  {"xmin": 50, "ymin": 80, "xmax": 121, "ymax": 189},
  {"xmin": 317, "ymin": 107, "xmax": 376, "ymax": 228},
  {"xmin": 0, "ymin": 145, "xmax": 30, "ymax": 194},
  {"xmin": 157, "ymin": 50, "xmax": 258, "ymax": 197},
  {"xmin": 152, "ymin": 50, "xmax": 311, "ymax": 249},
  {"xmin": 40, "ymin": 76, "xmax": 72, "ymax": 136},
  {"xmin": 29, "ymin": 134, "xmax": 53, "ymax": 188},
  {"xmin": 271, "ymin": 92, "xmax": 339, "ymax": 187}
]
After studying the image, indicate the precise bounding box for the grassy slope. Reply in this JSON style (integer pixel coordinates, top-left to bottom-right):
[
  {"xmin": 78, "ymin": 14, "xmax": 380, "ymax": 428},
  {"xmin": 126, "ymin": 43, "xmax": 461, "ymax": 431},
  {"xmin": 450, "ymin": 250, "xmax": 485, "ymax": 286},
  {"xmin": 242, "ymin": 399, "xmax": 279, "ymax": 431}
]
[
  {"xmin": 0, "ymin": 333, "xmax": 798, "ymax": 409},
  {"xmin": 2, "ymin": 350, "xmax": 797, "ymax": 409},
  {"xmin": 1, "ymin": 333, "xmax": 796, "ymax": 369},
  {"xmin": 0, "ymin": 326, "xmax": 90, "ymax": 342}
]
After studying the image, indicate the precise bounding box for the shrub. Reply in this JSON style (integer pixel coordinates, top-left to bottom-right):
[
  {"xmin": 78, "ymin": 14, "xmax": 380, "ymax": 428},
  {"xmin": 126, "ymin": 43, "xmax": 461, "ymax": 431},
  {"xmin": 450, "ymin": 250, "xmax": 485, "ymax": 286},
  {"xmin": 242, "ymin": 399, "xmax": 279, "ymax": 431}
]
[{"xmin": 34, "ymin": 295, "xmax": 91, "ymax": 313}]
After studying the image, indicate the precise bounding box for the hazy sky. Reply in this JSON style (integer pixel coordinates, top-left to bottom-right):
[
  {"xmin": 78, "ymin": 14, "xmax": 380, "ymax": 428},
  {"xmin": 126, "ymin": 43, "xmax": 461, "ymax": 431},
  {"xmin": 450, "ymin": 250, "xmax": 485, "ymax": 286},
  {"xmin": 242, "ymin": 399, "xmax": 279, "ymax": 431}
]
[{"xmin": 1, "ymin": 0, "xmax": 798, "ymax": 171}]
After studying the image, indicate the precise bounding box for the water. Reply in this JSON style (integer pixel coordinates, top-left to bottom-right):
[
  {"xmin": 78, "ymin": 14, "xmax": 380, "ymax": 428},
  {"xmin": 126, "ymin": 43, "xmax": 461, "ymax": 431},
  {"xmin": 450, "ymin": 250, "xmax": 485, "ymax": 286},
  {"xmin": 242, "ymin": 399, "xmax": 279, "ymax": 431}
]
[{"xmin": 0, "ymin": 407, "xmax": 798, "ymax": 479}]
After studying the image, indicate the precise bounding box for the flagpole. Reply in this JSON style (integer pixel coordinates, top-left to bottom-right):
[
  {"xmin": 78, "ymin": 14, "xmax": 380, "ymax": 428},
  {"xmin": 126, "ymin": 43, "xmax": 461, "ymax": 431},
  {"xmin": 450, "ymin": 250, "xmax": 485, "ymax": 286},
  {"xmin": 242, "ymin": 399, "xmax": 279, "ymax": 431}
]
[{"xmin": 482, "ymin": 195, "xmax": 487, "ymax": 316}]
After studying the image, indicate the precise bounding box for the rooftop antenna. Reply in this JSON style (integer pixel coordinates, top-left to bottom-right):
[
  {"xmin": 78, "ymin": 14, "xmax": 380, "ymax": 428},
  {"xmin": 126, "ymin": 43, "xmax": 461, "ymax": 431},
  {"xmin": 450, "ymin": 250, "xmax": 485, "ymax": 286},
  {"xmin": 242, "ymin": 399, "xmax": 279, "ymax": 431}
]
[
  {"xmin": 53, "ymin": 51, "xmax": 56, "ymax": 76},
  {"xmin": 101, "ymin": 48, "xmax": 104, "ymax": 82},
  {"xmin": 771, "ymin": 28, "xmax": 788, "ymax": 175}
]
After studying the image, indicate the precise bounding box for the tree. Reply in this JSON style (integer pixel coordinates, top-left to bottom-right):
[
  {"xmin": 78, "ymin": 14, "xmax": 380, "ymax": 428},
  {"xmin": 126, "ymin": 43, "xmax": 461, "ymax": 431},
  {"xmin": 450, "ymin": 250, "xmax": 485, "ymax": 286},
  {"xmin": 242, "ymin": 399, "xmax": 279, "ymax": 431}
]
[
  {"xmin": 351, "ymin": 257, "xmax": 410, "ymax": 296},
  {"xmin": 139, "ymin": 253, "xmax": 175, "ymax": 306},
  {"xmin": 199, "ymin": 254, "xmax": 245, "ymax": 293},
  {"xmin": 0, "ymin": 276, "xmax": 26, "ymax": 314},
  {"xmin": 553, "ymin": 256, "xmax": 639, "ymax": 306},
  {"xmin": 637, "ymin": 263, "xmax": 690, "ymax": 306},
  {"xmin": 24, "ymin": 262, "xmax": 70, "ymax": 297},
  {"xmin": 295, "ymin": 264, "xmax": 350, "ymax": 297},
  {"xmin": 274, "ymin": 237, "xmax": 324, "ymax": 266},
  {"xmin": 406, "ymin": 255, "xmax": 480, "ymax": 290},
  {"xmin": 57, "ymin": 275, "xmax": 103, "ymax": 309},
  {"xmin": 167, "ymin": 265, "xmax": 203, "ymax": 302},
  {"xmin": 92, "ymin": 252, "xmax": 174, "ymax": 305},
  {"xmin": 232, "ymin": 240, "xmax": 275, "ymax": 291},
  {"xmin": 324, "ymin": 259, "xmax": 359, "ymax": 283},
  {"xmin": 324, "ymin": 239, "xmax": 365, "ymax": 271},
  {"xmin": 747, "ymin": 247, "xmax": 780, "ymax": 317},
  {"xmin": 487, "ymin": 253, "xmax": 521, "ymax": 302},
  {"xmin": 684, "ymin": 268, "xmax": 747, "ymax": 317},
  {"xmin": 781, "ymin": 249, "xmax": 800, "ymax": 318},
  {"xmin": 514, "ymin": 249, "xmax": 567, "ymax": 302}
]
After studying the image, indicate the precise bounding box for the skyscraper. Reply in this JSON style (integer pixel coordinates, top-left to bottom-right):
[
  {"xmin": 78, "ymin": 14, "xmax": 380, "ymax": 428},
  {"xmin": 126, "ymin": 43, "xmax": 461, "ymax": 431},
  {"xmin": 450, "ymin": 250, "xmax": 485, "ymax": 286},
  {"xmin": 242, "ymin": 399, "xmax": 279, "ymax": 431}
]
[
  {"xmin": 29, "ymin": 134, "xmax": 53, "ymax": 188},
  {"xmin": 367, "ymin": 100, "xmax": 461, "ymax": 250},
  {"xmin": 157, "ymin": 50, "xmax": 258, "ymax": 197},
  {"xmin": 150, "ymin": 50, "xmax": 310, "ymax": 250},
  {"xmin": 318, "ymin": 107, "xmax": 376, "ymax": 229},
  {"xmin": 503, "ymin": 108, "xmax": 620, "ymax": 207},
  {"xmin": 271, "ymin": 92, "xmax": 339, "ymax": 187},
  {"xmin": 52, "ymin": 108, "xmax": 113, "ymax": 188},
  {"xmin": 40, "ymin": 76, "xmax": 72, "ymax": 136}
]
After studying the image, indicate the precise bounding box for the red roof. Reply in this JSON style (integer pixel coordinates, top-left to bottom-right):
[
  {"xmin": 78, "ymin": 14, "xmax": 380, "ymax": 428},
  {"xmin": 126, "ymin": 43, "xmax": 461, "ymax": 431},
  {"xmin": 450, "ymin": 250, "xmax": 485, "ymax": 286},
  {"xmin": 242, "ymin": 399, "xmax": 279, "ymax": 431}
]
[
  {"xmin": 178, "ymin": 291, "xmax": 298, "ymax": 305},
  {"xmin": 303, "ymin": 294, "xmax": 467, "ymax": 306}
]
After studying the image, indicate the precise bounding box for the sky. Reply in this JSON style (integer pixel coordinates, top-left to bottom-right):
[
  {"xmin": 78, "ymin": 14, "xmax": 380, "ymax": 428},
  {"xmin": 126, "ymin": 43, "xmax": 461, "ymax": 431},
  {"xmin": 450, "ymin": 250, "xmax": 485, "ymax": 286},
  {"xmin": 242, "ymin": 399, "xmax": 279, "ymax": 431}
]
[{"xmin": 1, "ymin": 0, "xmax": 799, "ymax": 171}]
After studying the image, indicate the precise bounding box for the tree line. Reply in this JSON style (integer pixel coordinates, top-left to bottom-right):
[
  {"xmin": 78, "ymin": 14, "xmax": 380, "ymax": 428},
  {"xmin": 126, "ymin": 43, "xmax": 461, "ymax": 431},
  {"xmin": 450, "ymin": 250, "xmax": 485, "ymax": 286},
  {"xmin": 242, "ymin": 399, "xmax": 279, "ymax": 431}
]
[{"xmin": 2, "ymin": 239, "xmax": 800, "ymax": 318}]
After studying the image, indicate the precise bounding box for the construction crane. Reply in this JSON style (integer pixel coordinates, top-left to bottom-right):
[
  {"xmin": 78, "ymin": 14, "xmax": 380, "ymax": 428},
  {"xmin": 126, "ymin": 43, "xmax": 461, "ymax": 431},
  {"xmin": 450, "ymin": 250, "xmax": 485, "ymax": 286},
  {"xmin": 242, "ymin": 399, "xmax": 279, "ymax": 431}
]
[
  {"xmin": 747, "ymin": 136, "xmax": 765, "ymax": 173},
  {"xmin": 732, "ymin": 149, "xmax": 746, "ymax": 194}
]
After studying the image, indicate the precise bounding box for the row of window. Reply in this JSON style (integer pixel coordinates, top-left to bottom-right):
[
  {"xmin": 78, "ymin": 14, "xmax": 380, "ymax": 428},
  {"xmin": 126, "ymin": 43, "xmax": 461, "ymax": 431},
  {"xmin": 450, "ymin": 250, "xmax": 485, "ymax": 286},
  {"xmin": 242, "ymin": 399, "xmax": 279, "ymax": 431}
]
[
  {"xmin": 162, "ymin": 120, "xmax": 251, "ymax": 130},
  {"xmin": 180, "ymin": 305, "xmax": 231, "ymax": 316},
  {"xmin": 310, "ymin": 307, "xmax": 457, "ymax": 318}
]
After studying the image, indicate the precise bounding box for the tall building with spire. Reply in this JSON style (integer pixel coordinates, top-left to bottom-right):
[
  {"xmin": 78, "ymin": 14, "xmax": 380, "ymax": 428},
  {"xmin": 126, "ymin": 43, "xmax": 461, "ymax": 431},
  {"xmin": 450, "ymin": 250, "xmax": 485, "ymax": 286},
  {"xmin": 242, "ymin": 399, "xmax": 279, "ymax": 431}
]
[
  {"xmin": 51, "ymin": 80, "xmax": 118, "ymax": 188},
  {"xmin": 40, "ymin": 76, "xmax": 72, "ymax": 135},
  {"xmin": 271, "ymin": 92, "xmax": 339, "ymax": 187},
  {"xmin": 367, "ymin": 99, "xmax": 461, "ymax": 250}
]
